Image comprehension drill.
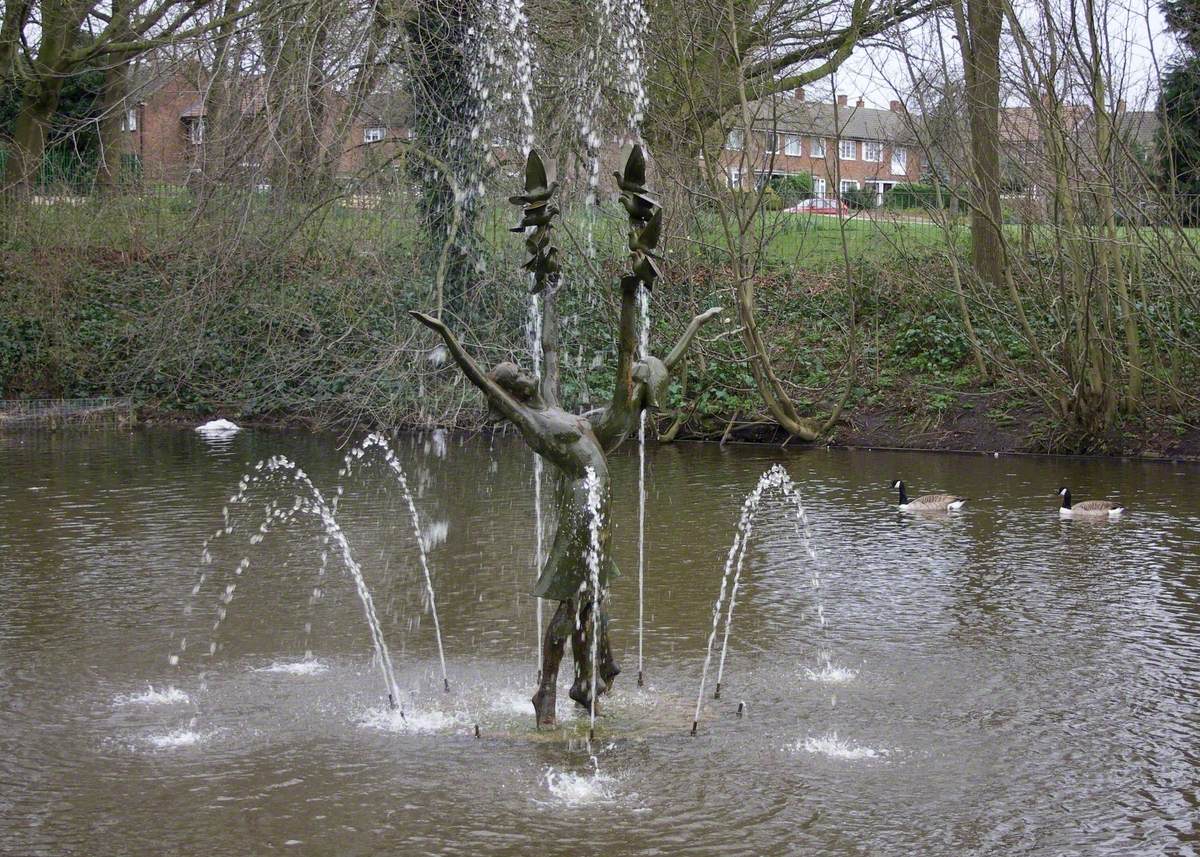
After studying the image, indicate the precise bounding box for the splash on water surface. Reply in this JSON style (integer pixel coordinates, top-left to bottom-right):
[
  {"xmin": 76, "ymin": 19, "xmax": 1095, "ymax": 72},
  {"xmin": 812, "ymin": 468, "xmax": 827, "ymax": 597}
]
[
  {"xmin": 357, "ymin": 706, "xmax": 469, "ymax": 735},
  {"xmin": 804, "ymin": 664, "xmax": 859, "ymax": 684},
  {"xmin": 147, "ymin": 729, "xmax": 209, "ymax": 749},
  {"xmin": 796, "ymin": 731, "xmax": 885, "ymax": 761},
  {"xmin": 540, "ymin": 767, "xmax": 617, "ymax": 807},
  {"xmin": 114, "ymin": 685, "xmax": 190, "ymax": 706},
  {"xmin": 255, "ymin": 659, "xmax": 329, "ymax": 675}
]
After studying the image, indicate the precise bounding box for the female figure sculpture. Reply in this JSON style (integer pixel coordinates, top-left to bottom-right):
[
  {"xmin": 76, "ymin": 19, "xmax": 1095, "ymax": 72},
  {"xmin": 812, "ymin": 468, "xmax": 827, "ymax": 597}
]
[{"xmin": 411, "ymin": 147, "xmax": 719, "ymax": 728}]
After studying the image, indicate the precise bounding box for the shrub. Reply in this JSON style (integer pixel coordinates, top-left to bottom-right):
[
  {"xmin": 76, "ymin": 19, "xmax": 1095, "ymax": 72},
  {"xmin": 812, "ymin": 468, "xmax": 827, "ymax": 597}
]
[
  {"xmin": 843, "ymin": 187, "xmax": 877, "ymax": 210},
  {"xmin": 733, "ymin": 185, "xmax": 783, "ymax": 211},
  {"xmin": 885, "ymin": 182, "xmax": 950, "ymax": 210},
  {"xmin": 771, "ymin": 173, "xmax": 813, "ymax": 205}
]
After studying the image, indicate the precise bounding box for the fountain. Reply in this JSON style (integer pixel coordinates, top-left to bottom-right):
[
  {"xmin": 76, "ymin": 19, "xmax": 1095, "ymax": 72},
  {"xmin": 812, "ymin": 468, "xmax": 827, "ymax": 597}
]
[
  {"xmin": 412, "ymin": 145, "xmax": 721, "ymax": 728},
  {"xmin": 691, "ymin": 464, "xmax": 820, "ymax": 735},
  {"xmin": 176, "ymin": 438, "xmax": 454, "ymax": 718}
]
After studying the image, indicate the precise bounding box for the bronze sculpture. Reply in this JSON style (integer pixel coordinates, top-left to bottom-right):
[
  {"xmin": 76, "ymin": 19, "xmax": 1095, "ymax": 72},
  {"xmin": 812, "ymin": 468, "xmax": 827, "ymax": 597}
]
[{"xmin": 411, "ymin": 146, "xmax": 719, "ymax": 729}]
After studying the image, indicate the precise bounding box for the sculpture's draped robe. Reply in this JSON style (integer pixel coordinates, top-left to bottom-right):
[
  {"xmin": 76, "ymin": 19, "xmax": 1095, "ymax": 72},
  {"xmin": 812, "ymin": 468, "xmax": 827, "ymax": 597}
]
[{"xmin": 531, "ymin": 466, "xmax": 619, "ymax": 601}]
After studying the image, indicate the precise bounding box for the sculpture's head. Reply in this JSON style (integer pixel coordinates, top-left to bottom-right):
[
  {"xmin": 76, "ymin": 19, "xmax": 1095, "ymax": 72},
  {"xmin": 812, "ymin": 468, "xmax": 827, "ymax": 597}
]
[
  {"xmin": 488, "ymin": 361, "xmax": 540, "ymax": 403},
  {"xmin": 633, "ymin": 356, "xmax": 670, "ymax": 410}
]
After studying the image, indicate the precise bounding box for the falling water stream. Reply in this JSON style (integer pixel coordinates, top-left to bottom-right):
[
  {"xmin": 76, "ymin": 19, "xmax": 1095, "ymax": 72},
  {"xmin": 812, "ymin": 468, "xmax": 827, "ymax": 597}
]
[
  {"xmin": 636, "ymin": 287, "xmax": 650, "ymax": 687},
  {"xmin": 181, "ymin": 455, "xmax": 404, "ymax": 712},
  {"xmin": 692, "ymin": 464, "xmax": 819, "ymax": 734},
  {"xmin": 339, "ymin": 433, "xmax": 451, "ymax": 693},
  {"xmin": 581, "ymin": 467, "xmax": 604, "ymax": 743},
  {"xmin": 527, "ymin": 293, "xmax": 546, "ymax": 679}
]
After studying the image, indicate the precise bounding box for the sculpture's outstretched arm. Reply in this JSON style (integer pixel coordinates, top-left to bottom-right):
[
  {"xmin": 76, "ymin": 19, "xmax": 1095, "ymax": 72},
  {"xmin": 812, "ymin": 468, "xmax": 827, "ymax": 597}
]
[
  {"xmin": 664, "ymin": 307, "xmax": 722, "ymax": 372},
  {"xmin": 409, "ymin": 311, "xmax": 537, "ymax": 434},
  {"xmin": 591, "ymin": 304, "xmax": 723, "ymax": 451}
]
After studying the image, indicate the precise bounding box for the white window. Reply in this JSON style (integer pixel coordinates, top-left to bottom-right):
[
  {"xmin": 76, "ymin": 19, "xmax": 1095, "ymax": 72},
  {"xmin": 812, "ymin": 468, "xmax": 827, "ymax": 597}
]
[
  {"xmin": 122, "ymin": 108, "xmax": 137, "ymax": 132},
  {"xmin": 891, "ymin": 146, "xmax": 907, "ymax": 175},
  {"xmin": 784, "ymin": 134, "xmax": 802, "ymax": 156},
  {"xmin": 839, "ymin": 139, "xmax": 856, "ymax": 160},
  {"xmin": 363, "ymin": 126, "xmax": 386, "ymax": 144},
  {"xmin": 810, "ymin": 137, "xmax": 826, "ymax": 158},
  {"xmin": 812, "ymin": 176, "xmax": 827, "ymax": 197},
  {"xmin": 727, "ymin": 129, "xmax": 743, "ymax": 151},
  {"xmin": 863, "ymin": 141, "xmax": 882, "ymax": 162},
  {"xmin": 727, "ymin": 167, "xmax": 741, "ymax": 188},
  {"xmin": 188, "ymin": 119, "xmax": 204, "ymax": 145},
  {"xmin": 839, "ymin": 179, "xmax": 859, "ymax": 195}
]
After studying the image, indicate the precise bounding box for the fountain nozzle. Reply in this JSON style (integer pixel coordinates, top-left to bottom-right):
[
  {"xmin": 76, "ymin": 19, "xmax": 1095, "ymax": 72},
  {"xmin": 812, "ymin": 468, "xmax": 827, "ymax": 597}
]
[
  {"xmin": 736, "ymin": 701, "xmax": 745, "ymax": 718},
  {"xmin": 387, "ymin": 693, "xmax": 397, "ymax": 711},
  {"xmin": 714, "ymin": 681, "xmax": 721, "ymax": 700},
  {"xmin": 690, "ymin": 720, "xmax": 698, "ymax": 736},
  {"xmin": 474, "ymin": 724, "xmax": 480, "ymax": 739},
  {"xmin": 444, "ymin": 677, "xmax": 451, "ymax": 693},
  {"xmin": 637, "ymin": 670, "xmax": 644, "ymax": 688}
]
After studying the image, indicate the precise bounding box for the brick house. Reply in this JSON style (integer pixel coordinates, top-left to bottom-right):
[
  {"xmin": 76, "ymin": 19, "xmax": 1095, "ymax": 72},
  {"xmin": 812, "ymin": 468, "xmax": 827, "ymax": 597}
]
[
  {"xmin": 997, "ymin": 102, "xmax": 1159, "ymax": 201},
  {"xmin": 718, "ymin": 89, "xmax": 921, "ymax": 203},
  {"xmin": 112, "ymin": 67, "xmax": 209, "ymax": 183},
  {"xmin": 111, "ymin": 67, "xmax": 414, "ymax": 185}
]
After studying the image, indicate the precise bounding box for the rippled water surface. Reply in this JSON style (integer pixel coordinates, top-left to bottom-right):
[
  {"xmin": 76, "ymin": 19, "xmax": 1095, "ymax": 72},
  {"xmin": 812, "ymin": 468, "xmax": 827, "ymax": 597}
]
[{"xmin": 1, "ymin": 429, "xmax": 1197, "ymax": 855}]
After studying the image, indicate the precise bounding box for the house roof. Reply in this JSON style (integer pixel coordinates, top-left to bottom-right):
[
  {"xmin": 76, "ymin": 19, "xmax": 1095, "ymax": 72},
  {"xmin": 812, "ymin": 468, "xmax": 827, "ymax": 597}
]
[
  {"xmin": 999, "ymin": 103, "xmax": 1159, "ymax": 153},
  {"xmin": 180, "ymin": 98, "xmax": 205, "ymax": 119},
  {"xmin": 750, "ymin": 93, "xmax": 916, "ymax": 142},
  {"xmin": 1116, "ymin": 110, "xmax": 1159, "ymax": 151}
]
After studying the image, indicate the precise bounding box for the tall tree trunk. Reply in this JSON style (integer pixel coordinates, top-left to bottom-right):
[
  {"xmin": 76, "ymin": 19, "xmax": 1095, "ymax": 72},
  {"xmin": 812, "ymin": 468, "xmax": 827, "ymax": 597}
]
[
  {"xmin": 1083, "ymin": 0, "xmax": 1141, "ymax": 411},
  {"xmin": 5, "ymin": 83, "xmax": 62, "ymax": 194},
  {"xmin": 3, "ymin": 0, "xmax": 83, "ymax": 195},
  {"xmin": 96, "ymin": 55, "xmax": 133, "ymax": 194},
  {"xmin": 954, "ymin": 0, "xmax": 1005, "ymax": 288},
  {"xmin": 406, "ymin": 0, "xmax": 483, "ymax": 324}
]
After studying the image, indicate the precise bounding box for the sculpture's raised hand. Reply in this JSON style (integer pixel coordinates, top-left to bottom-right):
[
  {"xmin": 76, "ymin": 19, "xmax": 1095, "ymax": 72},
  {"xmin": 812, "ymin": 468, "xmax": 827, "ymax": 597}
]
[{"xmin": 409, "ymin": 310, "xmax": 448, "ymax": 336}]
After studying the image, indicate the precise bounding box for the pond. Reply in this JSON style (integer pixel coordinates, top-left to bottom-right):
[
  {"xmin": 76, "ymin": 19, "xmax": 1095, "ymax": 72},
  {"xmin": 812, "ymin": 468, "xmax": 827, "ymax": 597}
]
[{"xmin": 1, "ymin": 429, "xmax": 1197, "ymax": 854}]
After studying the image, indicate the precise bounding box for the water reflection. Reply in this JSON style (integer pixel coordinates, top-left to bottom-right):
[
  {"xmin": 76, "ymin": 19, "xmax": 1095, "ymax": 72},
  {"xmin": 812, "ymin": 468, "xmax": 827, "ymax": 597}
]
[{"xmin": 0, "ymin": 430, "xmax": 1197, "ymax": 854}]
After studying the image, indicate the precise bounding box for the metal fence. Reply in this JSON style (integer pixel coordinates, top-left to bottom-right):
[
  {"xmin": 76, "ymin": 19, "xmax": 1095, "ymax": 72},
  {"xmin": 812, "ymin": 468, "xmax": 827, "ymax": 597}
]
[{"xmin": 0, "ymin": 397, "xmax": 134, "ymax": 426}]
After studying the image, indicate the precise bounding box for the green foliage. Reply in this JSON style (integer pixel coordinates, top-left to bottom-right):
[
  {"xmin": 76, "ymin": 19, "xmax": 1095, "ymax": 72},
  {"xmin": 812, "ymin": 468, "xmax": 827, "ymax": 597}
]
[
  {"xmin": 742, "ymin": 184, "xmax": 783, "ymax": 211},
  {"xmin": 885, "ymin": 182, "xmax": 948, "ymax": 210},
  {"xmin": 1161, "ymin": 0, "xmax": 1200, "ymax": 52},
  {"xmin": 843, "ymin": 187, "xmax": 877, "ymax": 210},
  {"xmin": 0, "ymin": 317, "xmax": 45, "ymax": 396},
  {"xmin": 1158, "ymin": 0, "xmax": 1200, "ymax": 222},
  {"xmin": 770, "ymin": 173, "xmax": 813, "ymax": 205},
  {"xmin": 1158, "ymin": 55, "xmax": 1200, "ymax": 223},
  {"xmin": 894, "ymin": 314, "xmax": 970, "ymax": 373}
]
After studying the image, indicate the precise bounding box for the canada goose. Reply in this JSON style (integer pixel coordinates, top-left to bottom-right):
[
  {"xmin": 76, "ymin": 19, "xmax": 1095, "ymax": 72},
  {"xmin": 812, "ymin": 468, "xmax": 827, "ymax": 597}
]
[
  {"xmin": 1057, "ymin": 487, "xmax": 1125, "ymax": 518},
  {"xmin": 890, "ymin": 479, "xmax": 967, "ymax": 511}
]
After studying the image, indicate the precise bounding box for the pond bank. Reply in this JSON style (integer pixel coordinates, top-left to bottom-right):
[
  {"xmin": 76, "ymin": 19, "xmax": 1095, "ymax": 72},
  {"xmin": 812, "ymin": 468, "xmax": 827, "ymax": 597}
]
[{"xmin": 129, "ymin": 400, "xmax": 1200, "ymax": 463}]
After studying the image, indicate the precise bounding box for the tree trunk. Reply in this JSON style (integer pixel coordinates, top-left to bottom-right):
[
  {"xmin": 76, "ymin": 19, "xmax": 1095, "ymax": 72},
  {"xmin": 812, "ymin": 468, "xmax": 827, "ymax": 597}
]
[
  {"xmin": 3, "ymin": 0, "xmax": 82, "ymax": 195},
  {"xmin": 954, "ymin": 0, "xmax": 1005, "ymax": 289},
  {"xmin": 4, "ymin": 83, "xmax": 63, "ymax": 194},
  {"xmin": 96, "ymin": 55, "xmax": 133, "ymax": 194}
]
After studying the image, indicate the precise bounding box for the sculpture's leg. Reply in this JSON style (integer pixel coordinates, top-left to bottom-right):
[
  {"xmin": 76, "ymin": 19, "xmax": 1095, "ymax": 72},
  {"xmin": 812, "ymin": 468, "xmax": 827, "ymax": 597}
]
[
  {"xmin": 569, "ymin": 595, "xmax": 619, "ymax": 710},
  {"xmin": 597, "ymin": 602, "xmax": 621, "ymax": 689},
  {"xmin": 532, "ymin": 599, "xmax": 572, "ymax": 730},
  {"xmin": 569, "ymin": 596, "xmax": 598, "ymax": 711}
]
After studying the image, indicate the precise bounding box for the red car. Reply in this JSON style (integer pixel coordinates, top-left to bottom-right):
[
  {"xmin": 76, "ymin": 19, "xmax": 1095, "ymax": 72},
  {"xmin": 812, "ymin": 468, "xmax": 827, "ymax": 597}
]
[{"xmin": 783, "ymin": 197, "xmax": 850, "ymax": 215}]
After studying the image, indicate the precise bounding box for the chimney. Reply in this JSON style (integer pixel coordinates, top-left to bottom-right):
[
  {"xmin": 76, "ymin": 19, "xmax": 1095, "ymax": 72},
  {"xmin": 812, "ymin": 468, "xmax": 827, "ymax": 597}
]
[
  {"xmin": 855, "ymin": 97, "xmax": 865, "ymax": 108},
  {"xmin": 837, "ymin": 94, "xmax": 848, "ymax": 107},
  {"xmin": 794, "ymin": 87, "xmax": 805, "ymax": 102},
  {"xmin": 889, "ymin": 100, "xmax": 903, "ymax": 113}
]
